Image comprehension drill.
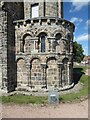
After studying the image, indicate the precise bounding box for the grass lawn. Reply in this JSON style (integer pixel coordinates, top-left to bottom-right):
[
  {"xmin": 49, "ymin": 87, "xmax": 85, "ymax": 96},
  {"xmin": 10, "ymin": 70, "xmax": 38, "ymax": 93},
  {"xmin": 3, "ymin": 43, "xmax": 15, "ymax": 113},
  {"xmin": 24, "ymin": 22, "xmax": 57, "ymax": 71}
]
[
  {"xmin": 61, "ymin": 75, "xmax": 89, "ymax": 103},
  {"xmin": 1, "ymin": 95, "xmax": 48, "ymax": 104},
  {"xmin": 1, "ymin": 65, "xmax": 89, "ymax": 104}
]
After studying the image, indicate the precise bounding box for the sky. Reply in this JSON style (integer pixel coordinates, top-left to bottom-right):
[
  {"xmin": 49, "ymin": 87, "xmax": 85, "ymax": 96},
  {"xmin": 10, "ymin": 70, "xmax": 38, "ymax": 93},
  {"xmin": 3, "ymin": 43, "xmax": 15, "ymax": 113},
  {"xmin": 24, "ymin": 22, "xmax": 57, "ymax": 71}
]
[{"xmin": 63, "ymin": 1, "xmax": 89, "ymax": 56}]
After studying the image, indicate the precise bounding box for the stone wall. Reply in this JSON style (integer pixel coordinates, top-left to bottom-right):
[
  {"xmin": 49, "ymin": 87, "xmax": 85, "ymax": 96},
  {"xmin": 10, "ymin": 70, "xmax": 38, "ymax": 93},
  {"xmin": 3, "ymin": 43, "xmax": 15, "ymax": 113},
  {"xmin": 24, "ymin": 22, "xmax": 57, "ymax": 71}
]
[
  {"xmin": 0, "ymin": 9, "xmax": 4, "ymax": 89},
  {"xmin": 5, "ymin": 2, "xmax": 24, "ymax": 20},
  {"xmin": 24, "ymin": 0, "xmax": 63, "ymax": 19},
  {"xmin": 1, "ymin": 2, "xmax": 24, "ymax": 92},
  {"xmin": 31, "ymin": 59, "xmax": 43, "ymax": 86},
  {"xmin": 45, "ymin": 2, "xmax": 58, "ymax": 17},
  {"xmin": 14, "ymin": 17, "xmax": 74, "ymax": 90},
  {"xmin": 47, "ymin": 58, "xmax": 58, "ymax": 87},
  {"xmin": 0, "ymin": 10, "xmax": 8, "ymax": 92},
  {"xmin": 1, "ymin": 1, "xmax": 75, "ymax": 92},
  {"xmin": 17, "ymin": 59, "xmax": 27, "ymax": 86}
]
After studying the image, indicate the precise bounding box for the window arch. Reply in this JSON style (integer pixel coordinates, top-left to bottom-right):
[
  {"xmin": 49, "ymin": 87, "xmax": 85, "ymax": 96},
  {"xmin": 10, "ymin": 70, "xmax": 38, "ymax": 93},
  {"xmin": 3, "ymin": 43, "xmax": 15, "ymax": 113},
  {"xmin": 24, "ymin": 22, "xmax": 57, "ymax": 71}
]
[
  {"xmin": 23, "ymin": 35, "xmax": 30, "ymax": 53},
  {"xmin": 38, "ymin": 33, "xmax": 47, "ymax": 52},
  {"xmin": 21, "ymin": 34, "xmax": 31, "ymax": 53},
  {"xmin": 47, "ymin": 58, "xmax": 58, "ymax": 87},
  {"xmin": 53, "ymin": 33, "xmax": 62, "ymax": 52},
  {"xmin": 17, "ymin": 58, "xmax": 27, "ymax": 86},
  {"xmin": 41, "ymin": 36, "xmax": 45, "ymax": 52},
  {"xmin": 55, "ymin": 33, "xmax": 62, "ymax": 41},
  {"xmin": 31, "ymin": 58, "xmax": 43, "ymax": 86}
]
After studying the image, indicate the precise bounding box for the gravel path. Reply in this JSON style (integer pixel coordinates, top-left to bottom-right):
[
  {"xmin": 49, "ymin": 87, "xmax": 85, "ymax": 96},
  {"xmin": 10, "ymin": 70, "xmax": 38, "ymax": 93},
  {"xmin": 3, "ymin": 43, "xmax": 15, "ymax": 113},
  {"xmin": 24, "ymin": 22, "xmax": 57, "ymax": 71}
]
[{"xmin": 2, "ymin": 99, "xmax": 88, "ymax": 118}]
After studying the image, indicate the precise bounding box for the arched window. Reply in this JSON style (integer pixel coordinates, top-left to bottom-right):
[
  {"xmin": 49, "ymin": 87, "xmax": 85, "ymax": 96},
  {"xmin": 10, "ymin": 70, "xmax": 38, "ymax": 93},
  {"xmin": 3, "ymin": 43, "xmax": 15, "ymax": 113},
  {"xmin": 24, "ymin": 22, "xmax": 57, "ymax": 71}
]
[
  {"xmin": 55, "ymin": 33, "xmax": 62, "ymax": 41},
  {"xmin": 38, "ymin": 33, "xmax": 47, "ymax": 52},
  {"xmin": 21, "ymin": 34, "xmax": 31, "ymax": 53},
  {"xmin": 54, "ymin": 33, "xmax": 62, "ymax": 52},
  {"xmin": 41, "ymin": 36, "xmax": 45, "ymax": 52}
]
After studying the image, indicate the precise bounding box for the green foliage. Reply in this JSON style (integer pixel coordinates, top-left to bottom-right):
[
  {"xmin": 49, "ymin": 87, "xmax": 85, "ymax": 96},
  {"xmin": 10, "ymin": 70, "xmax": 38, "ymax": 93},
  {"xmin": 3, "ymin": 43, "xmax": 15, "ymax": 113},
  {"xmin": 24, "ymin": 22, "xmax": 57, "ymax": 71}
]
[
  {"xmin": 2, "ymin": 95, "xmax": 48, "ymax": 104},
  {"xmin": 73, "ymin": 41, "xmax": 85, "ymax": 63},
  {"xmin": 73, "ymin": 65, "xmax": 87, "ymax": 72},
  {"xmin": 0, "ymin": 97, "xmax": 2, "ymax": 103},
  {"xmin": 61, "ymin": 65, "xmax": 89, "ymax": 102},
  {"xmin": 61, "ymin": 75, "xmax": 89, "ymax": 102}
]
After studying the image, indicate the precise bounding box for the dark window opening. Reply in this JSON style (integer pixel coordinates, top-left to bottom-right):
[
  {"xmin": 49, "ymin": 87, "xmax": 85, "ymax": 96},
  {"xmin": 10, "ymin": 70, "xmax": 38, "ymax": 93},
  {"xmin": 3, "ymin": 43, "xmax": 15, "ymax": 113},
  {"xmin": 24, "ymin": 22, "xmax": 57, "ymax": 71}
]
[
  {"xmin": 41, "ymin": 36, "xmax": 45, "ymax": 52},
  {"xmin": 55, "ymin": 33, "xmax": 62, "ymax": 40}
]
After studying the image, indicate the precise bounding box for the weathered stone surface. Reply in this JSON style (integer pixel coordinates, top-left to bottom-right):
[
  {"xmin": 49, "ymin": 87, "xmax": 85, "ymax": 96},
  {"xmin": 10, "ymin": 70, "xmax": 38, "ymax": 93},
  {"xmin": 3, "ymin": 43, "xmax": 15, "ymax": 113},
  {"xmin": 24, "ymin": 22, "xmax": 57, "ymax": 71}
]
[
  {"xmin": 24, "ymin": 1, "xmax": 63, "ymax": 19},
  {"xmin": 0, "ymin": 1, "xmax": 75, "ymax": 93}
]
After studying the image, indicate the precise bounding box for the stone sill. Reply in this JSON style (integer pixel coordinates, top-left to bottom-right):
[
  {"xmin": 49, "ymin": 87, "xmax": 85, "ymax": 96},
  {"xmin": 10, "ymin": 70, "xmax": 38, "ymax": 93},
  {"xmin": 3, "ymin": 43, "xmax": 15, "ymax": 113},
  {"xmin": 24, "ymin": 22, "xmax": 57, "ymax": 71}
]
[{"xmin": 16, "ymin": 52, "xmax": 73, "ymax": 56}]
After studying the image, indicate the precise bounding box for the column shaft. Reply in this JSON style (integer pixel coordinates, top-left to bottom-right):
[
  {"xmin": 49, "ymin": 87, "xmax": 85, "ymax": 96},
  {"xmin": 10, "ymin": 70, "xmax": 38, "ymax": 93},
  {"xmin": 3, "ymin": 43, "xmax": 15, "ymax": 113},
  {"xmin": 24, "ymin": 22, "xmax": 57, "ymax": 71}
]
[
  {"xmin": 57, "ymin": 63, "xmax": 62, "ymax": 87},
  {"xmin": 67, "ymin": 63, "xmax": 70, "ymax": 85},
  {"xmin": 20, "ymin": 40, "xmax": 24, "ymax": 52},
  {"xmin": 47, "ymin": 37, "xmax": 55, "ymax": 52},
  {"xmin": 41, "ymin": 64, "xmax": 47, "ymax": 88},
  {"xmin": 67, "ymin": 62, "xmax": 72, "ymax": 85},
  {"xmin": 26, "ymin": 64, "xmax": 30, "ymax": 87}
]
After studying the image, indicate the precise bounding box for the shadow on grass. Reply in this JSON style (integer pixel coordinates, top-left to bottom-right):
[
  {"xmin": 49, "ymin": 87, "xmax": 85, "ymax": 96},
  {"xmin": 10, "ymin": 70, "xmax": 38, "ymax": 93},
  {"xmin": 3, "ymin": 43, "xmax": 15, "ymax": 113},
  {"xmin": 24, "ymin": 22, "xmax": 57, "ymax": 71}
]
[{"xmin": 73, "ymin": 68, "xmax": 85, "ymax": 85}]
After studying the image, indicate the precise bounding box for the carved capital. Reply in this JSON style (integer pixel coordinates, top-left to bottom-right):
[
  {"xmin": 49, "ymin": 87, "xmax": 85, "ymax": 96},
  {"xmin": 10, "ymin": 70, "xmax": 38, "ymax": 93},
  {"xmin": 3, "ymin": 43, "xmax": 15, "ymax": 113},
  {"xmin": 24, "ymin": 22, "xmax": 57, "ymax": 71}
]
[
  {"xmin": 41, "ymin": 64, "xmax": 47, "ymax": 69},
  {"xmin": 57, "ymin": 62, "xmax": 63, "ymax": 68}
]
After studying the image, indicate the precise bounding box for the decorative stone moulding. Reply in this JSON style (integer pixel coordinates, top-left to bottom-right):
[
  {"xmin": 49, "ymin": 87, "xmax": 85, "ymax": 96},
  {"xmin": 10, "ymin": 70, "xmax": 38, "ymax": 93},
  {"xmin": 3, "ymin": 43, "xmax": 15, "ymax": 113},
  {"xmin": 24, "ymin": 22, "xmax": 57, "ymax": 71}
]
[
  {"xmin": 55, "ymin": 19, "xmax": 58, "ymax": 24},
  {"xmin": 47, "ymin": 19, "xmax": 50, "ymax": 24},
  {"xmin": 31, "ymin": 20, "xmax": 34, "ymax": 25},
  {"xmin": 23, "ymin": 21, "xmax": 26, "ymax": 26},
  {"xmin": 13, "ymin": 17, "xmax": 75, "ymax": 32}
]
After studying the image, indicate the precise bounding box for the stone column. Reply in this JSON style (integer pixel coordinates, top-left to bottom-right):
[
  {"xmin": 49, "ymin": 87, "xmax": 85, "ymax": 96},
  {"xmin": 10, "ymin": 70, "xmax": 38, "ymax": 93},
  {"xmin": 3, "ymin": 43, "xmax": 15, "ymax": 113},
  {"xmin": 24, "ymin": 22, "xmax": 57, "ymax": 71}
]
[
  {"xmin": 48, "ymin": 37, "xmax": 55, "ymax": 52},
  {"xmin": 26, "ymin": 63, "xmax": 30, "ymax": 87},
  {"xmin": 41, "ymin": 64, "xmax": 47, "ymax": 88},
  {"xmin": 35, "ymin": 40, "xmax": 38, "ymax": 50},
  {"xmin": 57, "ymin": 62, "xmax": 63, "ymax": 87},
  {"xmin": 30, "ymin": 64, "xmax": 33, "ymax": 88},
  {"xmin": 26, "ymin": 63, "xmax": 33, "ymax": 88},
  {"xmin": 20, "ymin": 39, "xmax": 24, "ymax": 53},
  {"xmin": 31, "ymin": 37, "xmax": 38, "ymax": 53},
  {"xmin": 70, "ymin": 41, "xmax": 73, "ymax": 53},
  {"xmin": 0, "ymin": 24, "xmax": 3, "ymax": 90},
  {"xmin": 2, "ymin": 11, "xmax": 8, "ymax": 92},
  {"xmin": 61, "ymin": 38, "xmax": 67, "ymax": 54},
  {"xmin": 67, "ymin": 62, "xmax": 72, "ymax": 85},
  {"xmin": 69, "ymin": 62, "xmax": 73, "ymax": 85}
]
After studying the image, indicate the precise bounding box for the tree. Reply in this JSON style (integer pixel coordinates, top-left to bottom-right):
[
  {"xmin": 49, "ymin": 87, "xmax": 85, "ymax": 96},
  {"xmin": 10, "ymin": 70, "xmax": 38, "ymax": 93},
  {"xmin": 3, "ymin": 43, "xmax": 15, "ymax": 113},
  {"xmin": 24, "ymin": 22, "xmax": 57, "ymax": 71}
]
[{"xmin": 73, "ymin": 41, "xmax": 85, "ymax": 63}]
